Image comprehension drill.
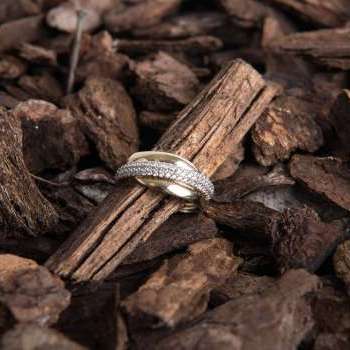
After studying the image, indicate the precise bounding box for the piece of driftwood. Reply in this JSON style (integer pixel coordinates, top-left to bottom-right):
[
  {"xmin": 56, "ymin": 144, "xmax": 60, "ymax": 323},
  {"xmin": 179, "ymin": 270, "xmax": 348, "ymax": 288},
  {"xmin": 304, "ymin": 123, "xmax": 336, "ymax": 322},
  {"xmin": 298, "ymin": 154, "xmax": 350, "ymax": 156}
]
[
  {"xmin": 289, "ymin": 155, "xmax": 350, "ymax": 211},
  {"xmin": 123, "ymin": 238, "xmax": 242, "ymax": 328},
  {"xmin": 153, "ymin": 269, "xmax": 320, "ymax": 350},
  {"xmin": 0, "ymin": 107, "xmax": 58, "ymax": 236},
  {"xmin": 267, "ymin": 0, "xmax": 350, "ymax": 28},
  {"xmin": 13, "ymin": 99, "xmax": 88, "ymax": 173},
  {"xmin": 46, "ymin": 60, "xmax": 278, "ymax": 282}
]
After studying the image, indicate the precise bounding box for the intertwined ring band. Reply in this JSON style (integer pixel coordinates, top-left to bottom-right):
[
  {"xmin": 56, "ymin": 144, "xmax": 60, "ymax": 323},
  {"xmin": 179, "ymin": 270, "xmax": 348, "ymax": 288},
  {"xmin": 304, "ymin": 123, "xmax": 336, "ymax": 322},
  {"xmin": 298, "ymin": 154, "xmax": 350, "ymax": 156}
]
[{"xmin": 115, "ymin": 151, "xmax": 214, "ymax": 203}]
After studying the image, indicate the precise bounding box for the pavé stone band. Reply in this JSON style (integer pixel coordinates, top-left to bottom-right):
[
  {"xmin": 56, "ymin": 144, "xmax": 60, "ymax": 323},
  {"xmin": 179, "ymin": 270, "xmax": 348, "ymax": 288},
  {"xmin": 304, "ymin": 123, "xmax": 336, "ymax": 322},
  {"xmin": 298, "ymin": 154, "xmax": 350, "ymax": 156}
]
[{"xmin": 115, "ymin": 151, "xmax": 214, "ymax": 202}]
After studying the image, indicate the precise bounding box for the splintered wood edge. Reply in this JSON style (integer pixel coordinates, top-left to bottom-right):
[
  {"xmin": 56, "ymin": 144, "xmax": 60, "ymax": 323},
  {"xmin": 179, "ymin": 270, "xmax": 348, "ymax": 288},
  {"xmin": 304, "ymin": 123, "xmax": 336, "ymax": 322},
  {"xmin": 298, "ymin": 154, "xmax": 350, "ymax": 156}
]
[{"xmin": 45, "ymin": 60, "xmax": 278, "ymax": 281}]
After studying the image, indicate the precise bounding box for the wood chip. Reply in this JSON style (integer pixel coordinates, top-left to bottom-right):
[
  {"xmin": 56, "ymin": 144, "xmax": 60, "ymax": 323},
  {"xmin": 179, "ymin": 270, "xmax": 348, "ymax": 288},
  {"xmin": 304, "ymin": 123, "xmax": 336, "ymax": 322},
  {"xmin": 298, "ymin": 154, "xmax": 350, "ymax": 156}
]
[
  {"xmin": 19, "ymin": 43, "xmax": 58, "ymax": 66},
  {"xmin": 124, "ymin": 213, "xmax": 218, "ymax": 265},
  {"xmin": 271, "ymin": 207, "xmax": 346, "ymax": 272},
  {"xmin": 333, "ymin": 240, "xmax": 350, "ymax": 294},
  {"xmin": 0, "ymin": 55, "xmax": 27, "ymax": 79},
  {"xmin": 65, "ymin": 77, "xmax": 139, "ymax": 170},
  {"xmin": 289, "ymin": 155, "xmax": 350, "ymax": 211},
  {"xmin": 13, "ymin": 99, "xmax": 88, "ymax": 173},
  {"xmin": 252, "ymin": 95, "xmax": 324, "ymax": 166},
  {"xmin": 1, "ymin": 324, "xmax": 86, "ymax": 350},
  {"xmin": 0, "ymin": 15, "xmax": 44, "ymax": 53},
  {"xmin": 123, "ymin": 238, "xmax": 242, "ymax": 327},
  {"xmin": 132, "ymin": 52, "xmax": 200, "ymax": 112},
  {"xmin": 154, "ymin": 269, "xmax": 320, "ymax": 350},
  {"xmin": 0, "ymin": 107, "xmax": 58, "ymax": 236},
  {"xmin": 104, "ymin": 0, "xmax": 181, "ymax": 33}
]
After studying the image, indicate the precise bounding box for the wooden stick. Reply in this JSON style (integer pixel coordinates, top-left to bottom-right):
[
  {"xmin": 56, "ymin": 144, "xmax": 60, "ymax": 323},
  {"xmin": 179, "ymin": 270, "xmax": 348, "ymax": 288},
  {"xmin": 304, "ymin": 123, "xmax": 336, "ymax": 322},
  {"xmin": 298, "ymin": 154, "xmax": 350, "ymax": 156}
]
[{"xmin": 46, "ymin": 60, "xmax": 278, "ymax": 281}]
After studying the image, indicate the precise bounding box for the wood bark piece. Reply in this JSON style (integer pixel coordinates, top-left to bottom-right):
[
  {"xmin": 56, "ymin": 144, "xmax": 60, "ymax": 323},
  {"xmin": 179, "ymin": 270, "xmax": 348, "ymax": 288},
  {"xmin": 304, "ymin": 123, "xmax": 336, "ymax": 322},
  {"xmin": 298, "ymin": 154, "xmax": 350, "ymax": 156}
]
[
  {"xmin": 0, "ymin": 0, "xmax": 43, "ymax": 24},
  {"xmin": 65, "ymin": 77, "xmax": 139, "ymax": 170},
  {"xmin": 132, "ymin": 52, "xmax": 200, "ymax": 112},
  {"xmin": 123, "ymin": 238, "xmax": 242, "ymax": 328},
  {"xmin": 139, "ymin": 110, "xmax": 176, "ymax": 131},
  {"xmin": 113, "ymin": 36, "xmax": 223, "ymax": 56},
  {"xmin": 0, "ymin": 15, "xmax": 44, "ymax": 53},
  {"xmin": 202, "ymin": 200, "xmax": 279, "ymax": 240},
  {"xmin": 19, "ymin": 43, "xmax": 58, "ymax": 66},
  {"xmin": 124, "ymin": 213, "xmax": 218, "ymax": 265},
  {"xmin": 333, "ymin": 240, "xmax": 350, "ymax": 294},
  {"xmin": 104, "ymin": 0, "xmax": 181, "ymax": 33},
  {"xmin": 252, "ymin": 95, "xmax": 324, "ymax": 166},
  {"xmin": 268, "ymin": 28, "xmax": 350, "ymax": 70},
  {"xmin": 267, "ymin": 0, "xmax": 350, "ymax": 28},
  {"xmin": 0, "ymin": 107, "xmax": 58, "ymax": 236},
  {"xmin": 328, "ymin": 90, "xmax": 350, "ymax": 156},
  {"xmin": 46, "ymin": 59, "xmax": 278, "ymax": 282},
  {"xmin": 289, "ymin": 155, "xmax": 350, "ymax": 211},
  {"xmin": 0, "ymin": 55, "xmax": 27, "ymax": 79},
  {"xmin": 131, "ymin": 12, "xmax": 227, "ymax": 39},
  {"xmin": 0, "ymin": 265, "xmax": 70, "ymax": 326},
  {"xmin": 1, "ymin": 324, "xmax": 86, "ymax": 350},
  {"xmin": 271, "ymin": 207, "xmax": 346, "ymax": 272},
  {"xmin": 13, "ymin": 99, "xmax": 88, "ymax": 173},
  {"xmin": 154, "ymin": 269, "xmax": 320, "ymax": 350}
]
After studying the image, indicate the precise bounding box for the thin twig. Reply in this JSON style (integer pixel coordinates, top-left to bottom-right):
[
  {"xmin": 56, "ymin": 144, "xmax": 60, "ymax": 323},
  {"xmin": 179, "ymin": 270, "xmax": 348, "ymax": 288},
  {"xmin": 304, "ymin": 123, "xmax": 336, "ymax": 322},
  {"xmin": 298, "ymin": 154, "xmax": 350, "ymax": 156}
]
[{"xmin": 66, "ymin": 9, "xmax": 86, "ymax": 95}]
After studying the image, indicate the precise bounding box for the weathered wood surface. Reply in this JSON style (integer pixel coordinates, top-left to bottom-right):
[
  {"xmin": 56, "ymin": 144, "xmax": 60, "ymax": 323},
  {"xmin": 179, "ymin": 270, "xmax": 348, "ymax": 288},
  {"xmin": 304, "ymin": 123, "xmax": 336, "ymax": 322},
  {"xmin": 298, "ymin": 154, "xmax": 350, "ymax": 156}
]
[{"xmin": 46, "ymin": 60, "xmax": 277, "ymax": 281}]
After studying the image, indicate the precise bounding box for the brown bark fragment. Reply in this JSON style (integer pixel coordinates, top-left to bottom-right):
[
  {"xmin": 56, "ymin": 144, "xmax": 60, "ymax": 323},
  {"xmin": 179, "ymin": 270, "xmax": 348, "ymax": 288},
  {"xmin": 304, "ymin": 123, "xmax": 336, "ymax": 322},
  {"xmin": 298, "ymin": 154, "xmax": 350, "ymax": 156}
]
[
  {"xmin": 0, "ymin": 15, "xmax": 44, "ymax": 53},
  {"xmin": 0, "ymin": 56, "xmax": 27, "ymax": 79},
  {"xmin": 1, "ymin": 324, "xmax": 86, "ymax": 350},
  {"xmin": 212, "ymin": 272, "xmax": 276, "ymax": 304},
  {"xmin": 0, "ymin": 265, "xmax": 70, "ymax": 325},
  {"xmin": 123, "ymin": 238, "xmax": 242, "ymax": 327},
  {"xmin": 333, "ymin": 240, "xmax": 350, "ymax": 294},
  {"xmin": 124, "ymin": 213, "xmax": 218, "ymax": 265},
  {"xmin": 19, "ymin": 43, "xmax": 57, "ymax": 66},
  {"xmin": 113, "ymin": 35, "xmax": 223, "ymax": 56},
  {"xmin": 132, "ymin": 12, "xmax": 227, "ymax": 39},
  {"xmin": 202, "ymin": 200, "xmax": 279, "ymax": 240},
  {"xmin": 65, "ymin": 77, "xmax": 139, "ymax": 170},
  {"xmin": 0, "ymin": 0, "xmax": 43, "ymax": 25},
  {"xmin": 267, "ymin": 0, "xmax": 350, "ymax": 28},
  {"xmin": 104, "ymin": 0, "xmax": 181, "ymax": 33},
  {"xmin": 46, "ymin": 60, "xmax": 277, "ymax": 282},
  {"xmin": 132, "ymin": 52, "xmax": 200, "ymax": 112},
  {"xmin": 271, "ymin": 207, "xmax": 346, "ymax": 272},
  {"xmin": 268, "ymin": 28, "xmax": 350, "ymax": 70},
  {"xmin": 328, "ymin": 90, "xmax": 350, "ymax": 156},
  {"xmin": 214, "ymin": 163, "xmax": 295, "ymax": 202},
  {"xmin": 0, "ymin": 255, "xmax": 38, "ymax": 284},
  {"xmin": 13, "ymin": 99, "xmax": 88, "ymax": 173},
  {"xmin": 139, "ymin": 110, "xmax": 176, "ymax": 131},
  {"xmin": 154, "ymin": 269, "xmax": 320, "ymax": 350},
  {"xmin": 289, "ymin": 155, "xmax": 350, "ymax": 211},
  {"xmin": 252, "ymin": 95, "xmax": 324, "ymax": 166},
  {"xmin": 18, "ymin": 72, "xmax": 64, "ymax": 104},
  {"xmin": 77, "ymin": 31, "xmax": 130, "ymax": 81},
  {"xmin": 211, "ymin": 143, "xmax": 245, "ymax": 181},
  {"xmin": 0, "ymin": 107, "xmax": 58, "ymax": 236}
]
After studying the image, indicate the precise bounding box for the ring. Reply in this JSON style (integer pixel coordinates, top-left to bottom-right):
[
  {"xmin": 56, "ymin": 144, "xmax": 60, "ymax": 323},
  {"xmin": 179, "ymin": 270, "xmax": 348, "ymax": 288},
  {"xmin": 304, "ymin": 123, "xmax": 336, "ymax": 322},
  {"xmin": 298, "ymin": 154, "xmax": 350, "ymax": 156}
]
[{"xmin": 115, "ymin": 151, "xmax": 214, "ymax": 204}]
